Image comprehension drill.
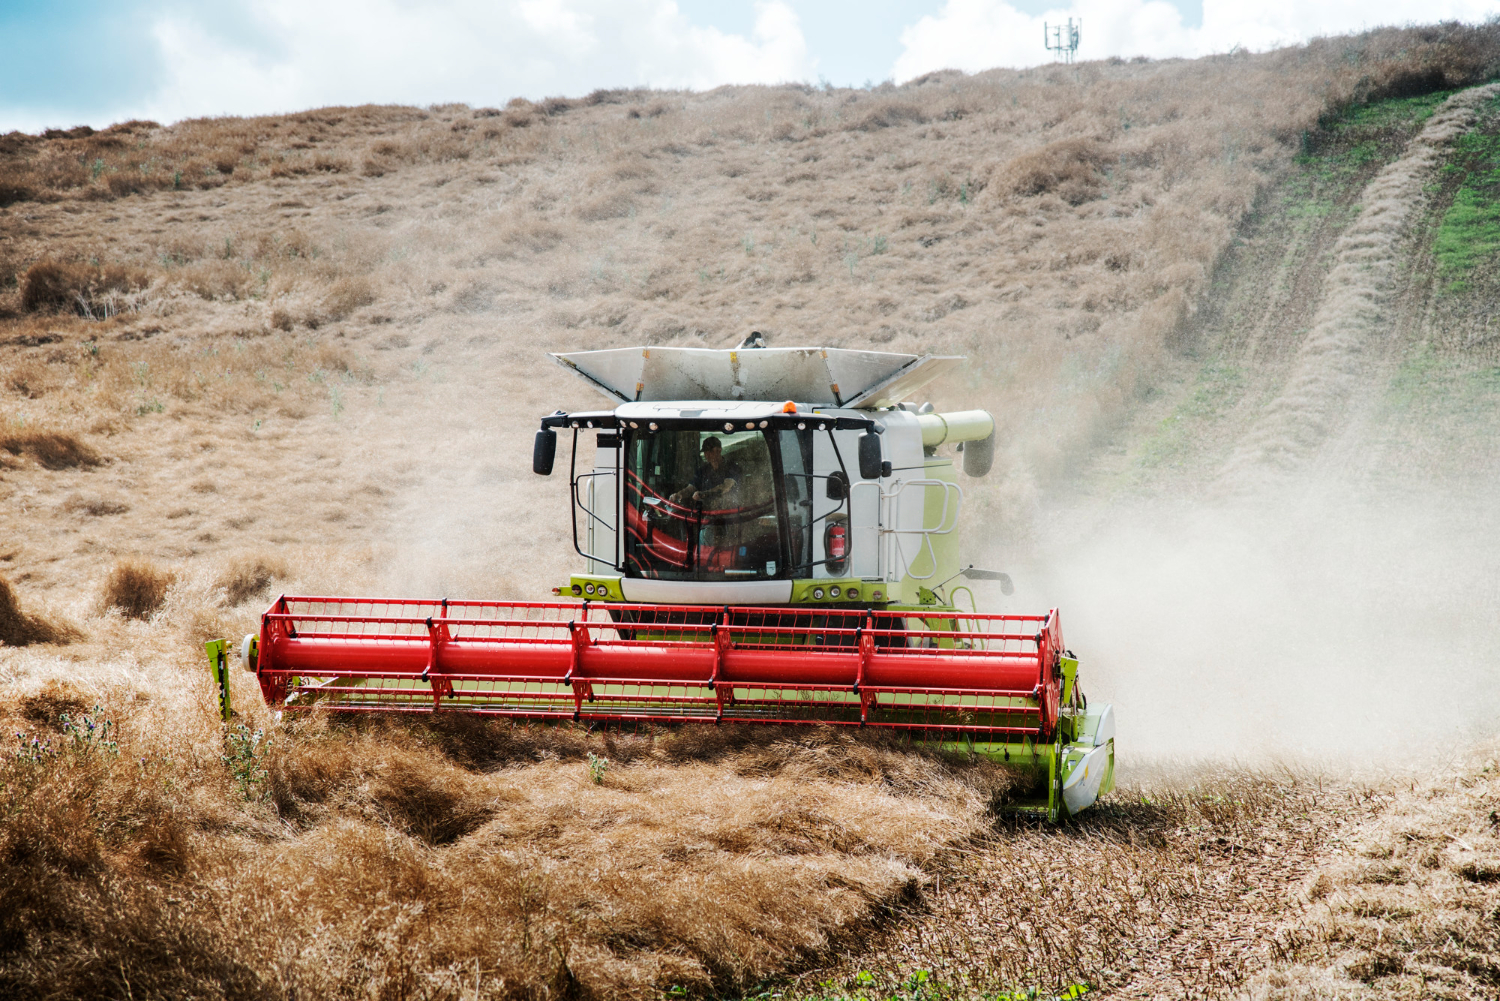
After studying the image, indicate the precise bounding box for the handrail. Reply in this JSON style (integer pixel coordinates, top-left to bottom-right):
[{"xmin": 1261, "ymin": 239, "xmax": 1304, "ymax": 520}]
[{"xmin": 879, "ymin": 478, "xmax": 964, "ymax": 581}]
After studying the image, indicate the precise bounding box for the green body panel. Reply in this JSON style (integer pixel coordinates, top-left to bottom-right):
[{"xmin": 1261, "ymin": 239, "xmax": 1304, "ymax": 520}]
[
  {"xmin": 204, "ymin": 638, "xmax": 232, "ymax": 722},
  {"xmin": 562, "ymin": 574, "xmax": 625, "ymax": 600},
  {"xmin": 563, "ymin": 574, "xmax": 899, "ymax": 606}
]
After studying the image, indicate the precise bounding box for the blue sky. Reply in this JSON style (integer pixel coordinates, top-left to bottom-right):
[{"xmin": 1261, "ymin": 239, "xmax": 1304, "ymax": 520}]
[{"xmin": 1, "ymin": 0, "xmax": 1493, "ymax": 132}]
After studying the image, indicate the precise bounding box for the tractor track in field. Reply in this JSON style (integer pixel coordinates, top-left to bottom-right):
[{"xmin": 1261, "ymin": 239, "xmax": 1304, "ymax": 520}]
[{"xmin": 1216, "ymin": 84, "xmax": 1500, "ymax": 495}]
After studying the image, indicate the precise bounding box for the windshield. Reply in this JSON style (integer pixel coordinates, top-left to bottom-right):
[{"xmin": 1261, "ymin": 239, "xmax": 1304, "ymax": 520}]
[{"xmin": 624, "ymin": 426, "xmax": 813, "ymax": 580}]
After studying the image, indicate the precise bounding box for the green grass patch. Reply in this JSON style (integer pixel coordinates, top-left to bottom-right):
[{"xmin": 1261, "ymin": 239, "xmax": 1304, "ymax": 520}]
[
  {"xmin": 1134, "ymin": 363, "xmax": 1245, "ymax": 470},
  {"xmin": 1335, "ymin": 89, "xmax": 1455, "ymax": 133},
  {"xmin": 1433, "ymin": 186, "xmax": 1500, "ymax": 273},
  {"xmin": 1384, "ymin": 342, "xmax": 1500, "ymax": 419},
  {"xmin": 1286, "ymin": 90, "xmax": 1458, "ymax": 222},
  {"xmin": 1433, "ymin": 121, "xmax": 1500, "ymax": 279}
]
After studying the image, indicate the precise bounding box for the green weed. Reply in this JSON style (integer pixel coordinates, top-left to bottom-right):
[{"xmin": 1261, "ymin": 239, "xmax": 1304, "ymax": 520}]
[
  {"xmin": 61, "ymin": 705, "xmax": 118, "ymax": 755},
  {"xmin": 586, "ymin": 751, "xmax": 608, "ymax": 785},
  {"xmin": 224, "ymin": 723, "xmax": 272, "ymax": 799},
  {"xmin": 778, "ymin": 969, "xmax": 1091, "ymax": 1001},
  {"xmin": 13, "ymin": 731, "xmax": 58, "ymax": 765}
]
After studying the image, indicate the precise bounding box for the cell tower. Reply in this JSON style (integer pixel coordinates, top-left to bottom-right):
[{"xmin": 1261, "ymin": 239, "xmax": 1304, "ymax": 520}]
[{"xmin": 1044, "ymin": 18, "xmax": 1081, "ymax": 64}]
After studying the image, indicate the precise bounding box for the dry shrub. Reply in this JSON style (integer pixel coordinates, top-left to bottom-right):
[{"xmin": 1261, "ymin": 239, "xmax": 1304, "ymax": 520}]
[
  {"xmin": 852, "ymin": 101, "xmax": 928, "ymax": 131},
  {"xmin": 176, "ymin": 259, "xmax": 249, "ymax": 300},
  {"xmin": 0, "ymin": 248, "xmax": 21, "ymax": 290},
  {"xmin": 102, "ymin": 559, "xmax": 176, "ymax": 620},
  {"xmin": 104, "ymin": 171, "xmax": 167, "ymax": 198},
  {"xmin": 0, "ymin": 175, "xmax": 36, "ymax": 207},
  {"xmin": 998, "ymin": 137, "xmax": 1109, "ymax": 204},
  {"xmin": 0, "ymin": 429, "xmax": 102, "ymax": 469},
  {"xmin": 576, "ymin": 190, "xmax": 635, "ymax": 221},
  {"xmin": 0, "ymin": 575, "xmax": 78, "ymax": 646},
  {"xmin": 321, "ymin": 275, "xmax": 376, "ymax": 320},
  {"xmin": 17, "ymin": 680, "xmax": 91, "ymax": 725},
  {"xmin": 60, "ymin": 494, "xmax": 129, "ymax": 516},
  {"xmin": 20, "ymin": 260, "xmax": 150, "ymax": 314},
  {"xmin": 4, "ymin": 358, "xmax": 53, "ymax": 398},
  {"xmin": 215, "ymin": 553, "xmax": 287, "ymax": 606}
]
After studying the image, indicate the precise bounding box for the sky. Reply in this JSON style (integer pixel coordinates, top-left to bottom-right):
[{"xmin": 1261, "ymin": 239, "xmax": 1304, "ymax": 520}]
[{"xmin": 1, "ymin": 0, "xmax": 1497, "ymax": 132}]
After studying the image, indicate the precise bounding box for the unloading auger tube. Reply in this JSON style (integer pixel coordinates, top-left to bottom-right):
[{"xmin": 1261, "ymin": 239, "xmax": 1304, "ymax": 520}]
[{"xmin": 210, "ymin": 345, "xmax": 1115, "ymax": 820}]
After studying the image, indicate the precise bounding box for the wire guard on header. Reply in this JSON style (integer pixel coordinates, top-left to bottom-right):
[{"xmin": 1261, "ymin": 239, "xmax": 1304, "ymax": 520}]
[{"xmin": 255, "ymin": 597, "xmax": 1063, "ymax": 742}]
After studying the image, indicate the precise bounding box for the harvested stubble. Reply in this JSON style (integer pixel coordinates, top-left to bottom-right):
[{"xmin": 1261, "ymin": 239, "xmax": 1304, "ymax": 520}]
[
  {"xmin": 1241, "ymin": 753, "xmax": 1500, "ymax": 1000},
  {"xmin": 790, "ymin": 766, "xmax": 1350, "ymax": 999}
]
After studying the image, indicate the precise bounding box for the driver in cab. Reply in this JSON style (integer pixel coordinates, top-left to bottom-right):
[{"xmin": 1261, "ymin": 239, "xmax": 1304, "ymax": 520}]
[{"xmin": 671, "ymin": 436, "xmax": 740, "ymax": 507}]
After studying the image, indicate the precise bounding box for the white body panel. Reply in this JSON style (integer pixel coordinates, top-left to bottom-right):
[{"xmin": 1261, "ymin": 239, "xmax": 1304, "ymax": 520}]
[
  {"xmin": 554, "ymin": 347, "xmax": 961, "ymax": 408},
  {"xmin": 1062, "ymin": 742, "xmax": 1112, "ymax": 815},
  {"xmin": 1083, "ymin": 703, "xmax": 1115, "ymax": 746},
  {"xmin": 620, "ymin": 578, "xmax": 794, "ymax": 604}
]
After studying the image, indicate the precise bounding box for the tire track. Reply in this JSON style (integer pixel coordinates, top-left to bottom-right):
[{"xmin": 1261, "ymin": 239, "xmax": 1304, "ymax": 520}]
[{"xmin": 1216, "ymin": 84, "xmax": 1500, "ymax": 493}]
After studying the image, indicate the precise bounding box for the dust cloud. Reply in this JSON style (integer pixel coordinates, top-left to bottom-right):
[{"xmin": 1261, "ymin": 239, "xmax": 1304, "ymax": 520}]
[{"xmin": 1011, "ymin": 485, "xmax": 1500, "ymax": 764}]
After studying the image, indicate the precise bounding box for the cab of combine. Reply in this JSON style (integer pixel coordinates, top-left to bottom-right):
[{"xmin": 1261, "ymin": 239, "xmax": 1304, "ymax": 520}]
[{"xmin": 535, "ymin": 346, "xmax": 998, "ymax": 612}]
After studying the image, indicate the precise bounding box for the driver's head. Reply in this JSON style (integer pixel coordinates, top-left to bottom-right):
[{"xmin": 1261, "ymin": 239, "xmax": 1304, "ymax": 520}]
[{"xmin": 701, "ymin": 437, "xmax": 723, "ymax": 466}]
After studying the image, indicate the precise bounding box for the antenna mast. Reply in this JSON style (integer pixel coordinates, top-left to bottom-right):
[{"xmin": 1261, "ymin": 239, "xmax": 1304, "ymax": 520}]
[{"xmin": 1044, "ymin": 18, "xmax": 1081, "ymax": 64}]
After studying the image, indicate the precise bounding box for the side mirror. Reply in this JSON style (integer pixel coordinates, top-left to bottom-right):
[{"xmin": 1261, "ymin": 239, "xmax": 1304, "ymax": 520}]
[
  {"xmin": 858, "ymin": 430, "xmax": 883, "ymax": 480},
  {"xmin": 533, "ymin": 428, "xmax": 557, "ymax": 475},
  {"xmin": 962, "ymin": 430, "xmax": 994, "ymax": 477},
  {"xmin": 825, "ymin": 471, "xmax": 847, "ymax": 501}
]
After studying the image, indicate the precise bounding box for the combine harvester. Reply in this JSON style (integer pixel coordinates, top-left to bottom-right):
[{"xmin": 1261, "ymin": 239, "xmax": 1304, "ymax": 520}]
[{"xmin": 215, "ymin": 344, "xmax": 1114, "ymax": 819}]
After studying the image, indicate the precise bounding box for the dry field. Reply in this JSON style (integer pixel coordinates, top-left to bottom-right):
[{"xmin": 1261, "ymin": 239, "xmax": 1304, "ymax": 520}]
[{"xmin": 3, "ymin": 22, "xmax": 1500, "ymax": 1000}]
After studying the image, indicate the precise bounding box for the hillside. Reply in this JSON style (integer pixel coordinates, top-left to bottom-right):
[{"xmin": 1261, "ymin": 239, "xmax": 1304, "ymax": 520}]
[{"xmin": 2, "ymin": 22, "xmax": 1499, "ymax": 1001}]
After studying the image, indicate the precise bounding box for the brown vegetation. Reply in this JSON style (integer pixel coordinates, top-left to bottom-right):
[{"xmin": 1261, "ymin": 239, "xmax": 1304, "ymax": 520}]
[
  {"xmin": 997, "ymin": 137, "xmax": 1107, "ymax": 204},
  {"xmin": 0, "ymin": 429, "xmax": 101, "ymax": 469},
  {"xmin": 0, "ymin": 575, "xmax": 77, "ymax": 646},
  {"xmin": 0, "ymin": 702, "xmax": 1010, "ymax": 1000},
  {"xmin": 20, "ymin": 260, "xmax": 151, "ymax": 315},
  {"xmin": 102, "ymin": 559, "xmax": 175, "ymax": 619},
  {"xmin": 216, "ymin": 553, "xmax": 287, "ymax": 606}
]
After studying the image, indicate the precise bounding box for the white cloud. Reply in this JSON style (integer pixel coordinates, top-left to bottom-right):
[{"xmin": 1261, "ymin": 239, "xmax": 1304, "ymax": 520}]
[
  {"xmin": 893, "ymin": 0, "xmax": 1500, "ymax": 81},
  {"xmin": 139, "ymin": 0, "xmax": 811, "ymax": 123}
]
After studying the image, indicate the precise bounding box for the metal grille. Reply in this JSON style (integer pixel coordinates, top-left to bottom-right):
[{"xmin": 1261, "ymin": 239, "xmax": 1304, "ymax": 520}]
[{"xmin": 256, "ymin": 596, "xmax": 1061, "ymax": 739}]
